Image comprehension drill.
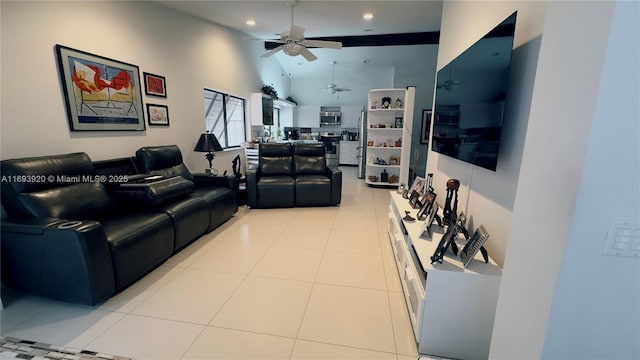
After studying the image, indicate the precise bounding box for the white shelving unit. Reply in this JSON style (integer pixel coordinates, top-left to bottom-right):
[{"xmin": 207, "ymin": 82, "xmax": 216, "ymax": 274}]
[
  {"xmin": 388, "ymin": 192, "xmax": 502, "ymax": 360},
  {"xmin": 365, "ymin": 87, "xmax": 415, "ymax": 186}
]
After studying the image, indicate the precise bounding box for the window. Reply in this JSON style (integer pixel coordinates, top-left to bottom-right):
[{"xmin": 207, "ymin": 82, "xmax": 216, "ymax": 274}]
[{"xmin": 203, "ymin": 88, "xmax": 246, "ymax": 148}]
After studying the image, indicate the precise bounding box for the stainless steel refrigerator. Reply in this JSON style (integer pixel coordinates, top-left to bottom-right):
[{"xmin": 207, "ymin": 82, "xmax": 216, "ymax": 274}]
[{"xmin": 357, "ymin": 110, "xmax": 367, "ymax": 178}]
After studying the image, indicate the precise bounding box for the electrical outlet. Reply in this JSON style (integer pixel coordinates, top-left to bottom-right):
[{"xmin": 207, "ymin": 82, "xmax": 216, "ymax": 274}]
[{"xmin": 604, "ymin": 220, "xmax": 640, "ymax": 258}]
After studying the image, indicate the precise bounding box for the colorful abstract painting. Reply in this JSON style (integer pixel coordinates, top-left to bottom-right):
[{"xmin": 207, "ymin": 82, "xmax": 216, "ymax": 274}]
[{"xmin": 56, "ymin": 45, "xmax": 145, "ymax": 131}]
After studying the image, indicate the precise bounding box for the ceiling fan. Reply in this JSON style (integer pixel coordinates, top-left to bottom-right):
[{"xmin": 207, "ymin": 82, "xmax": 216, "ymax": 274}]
[
  {"xmin": 437, "ymin": 65, "xmax": 467, "ymax": 91},
  {"xmin": 260, "ymin": 0, "xmax": 342, "ymax": 62},
  {"xmin": 327, "ymin": 61, "xmax": 351, "ymax": 94}
]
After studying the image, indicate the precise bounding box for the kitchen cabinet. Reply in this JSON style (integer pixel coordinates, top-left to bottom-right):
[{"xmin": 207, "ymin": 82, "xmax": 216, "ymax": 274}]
[
  {"xmin": 296, "ymin": 105, "xmax": 320, "ymax": 128},
  {"xmin": 365, "ymin": 87, "xmax": 415, "ymax": 186},
  {"xmin": 274, "ymin": 99, "xmax": 295, "ymax": 128},
  {"xmin": 249, "ymin": 93, "xmax": 274, "ymax": 126},
  {"xmin": 388, "ymin": 192, "xmax": 501, "ymax": 359},
  {"xmin": 339, "ymin": 141, "xmax": 358, "ymax": 165}
]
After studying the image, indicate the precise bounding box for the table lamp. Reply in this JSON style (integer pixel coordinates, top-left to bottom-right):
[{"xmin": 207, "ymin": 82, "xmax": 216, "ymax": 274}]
[{"xmin": 194, "ymin": 131, "xmax": 223, "ymax": 174}]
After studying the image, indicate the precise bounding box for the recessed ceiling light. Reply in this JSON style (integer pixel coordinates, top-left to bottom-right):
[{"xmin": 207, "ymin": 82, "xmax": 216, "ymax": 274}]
[
  {"xmin": 246, "ymin": 19, "xmax": 256, "ymax": 26},
  {"xmin": 363, "ymin": 59, "xmax": 372, "ymax": 64},
  {"xmin": 363, "ymin": 13, "xmax": 374, "ymax": 20},
  {"xmin": 364, "ymin": 29, "xmax": 373, "ymax": 32}
]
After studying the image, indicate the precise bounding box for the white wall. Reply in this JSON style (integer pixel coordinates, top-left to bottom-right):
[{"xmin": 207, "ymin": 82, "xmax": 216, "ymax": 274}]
[
  {"xmin": 541, "ymin": 1, "xmax": 639, "ymax": 358},
  {"xmin": 0, "ymin": 1, "xmax": 285, "ymax": 175},
  {"xmin": 430, "ymin": 1, "xmax": 547, "ymax": 268}
]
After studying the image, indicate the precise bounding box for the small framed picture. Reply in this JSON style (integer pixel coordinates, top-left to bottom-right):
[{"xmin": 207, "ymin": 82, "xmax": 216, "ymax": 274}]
[
  {"xmin": 143, "ymin": 72, "xmax": 167, "ymax": 97},
  {"xmin": 146, "ymin": 104, "xmax": 169, "ymax": 126},
  {"xmin": 389, "ymin": 156, "xmax": 400, "ymax": 165},
  {"xmin": 417, "ymin": 192, "xmax": 437, "ymax": 220},
  {"xmin": 395, "ymin": 117, "xmax": 403, "ymax": 128},
  {"xmin": 409, "ymin": 190, "xmax": 422, "ymax": 209}
]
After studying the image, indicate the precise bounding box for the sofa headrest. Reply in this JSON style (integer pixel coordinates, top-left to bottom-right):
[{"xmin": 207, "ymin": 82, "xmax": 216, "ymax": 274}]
[
  {"xmin": 0, "ymin": 152, "xmax": 114, "ymax": 219},
  {"xmin": 136, "ymin": 145, "xmax": 193, "ymax": 181},
  {"xmin": 259, "ymin": 143, "xmax": 293, "ymax": 176},
  {"xmin": 294, "ymin": 143, "xmax": 325, "ymax": 156},
  {"xmin": 293, "ymin": 143, "xmax": 326, "ymax": 175},
  {"xmin": 1, "ymin": 152, "xmax": 95, "ymax": 194},
  {"xmin": 259, "ymin": 143, "xmax": 292, "ymax": 157}
]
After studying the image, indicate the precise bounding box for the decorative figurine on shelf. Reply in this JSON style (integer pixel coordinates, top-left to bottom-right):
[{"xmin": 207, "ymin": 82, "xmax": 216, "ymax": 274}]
[
  {"xmin": 371, "ymin": 101, "xmax": 378, "ymax": 109},
  {"xmin": 381, "ymin": 97, "xmax": 392, "ymax": 109},
  {"xmin": 395, "ymin": 98, "xmax": 403, "ymax": 108},
  {"xmin": 403, "ymin": 210, "xmax": 416, "ymax": 222},
  {"xmin": 388, "ymin": 174, "xmax": 398, "ymax": 184},
  {"xmin": 443, "ymin": 178, "xmax": 460, "ymax": 226}
]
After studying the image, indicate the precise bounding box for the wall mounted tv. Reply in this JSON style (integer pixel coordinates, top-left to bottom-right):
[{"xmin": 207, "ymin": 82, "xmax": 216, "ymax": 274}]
[{"xmin": 432, "ymin": 12, "xmax": 517, "ymax": 171}]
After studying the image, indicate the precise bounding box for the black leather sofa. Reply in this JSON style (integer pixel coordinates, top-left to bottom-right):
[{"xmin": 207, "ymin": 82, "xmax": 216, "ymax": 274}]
[
  {"xmin": 0, "ymin": 146, "xmax": 237, "ymax": 305},
  {"xmin": 246, "ymin": 143, "xmax": 341, "ymax": 208}
]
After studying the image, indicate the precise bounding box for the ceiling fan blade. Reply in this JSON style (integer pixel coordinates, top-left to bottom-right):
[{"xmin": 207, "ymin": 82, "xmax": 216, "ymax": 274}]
[
  {"xmin": 289, "ymin": 24, "xmax": 305, "ymax": 41},
  {"xmin": 337, "ymin": 88, "xmax": 352, "ymax": 92},
  {"xmin": 261, "ymin": 45, "xmax": 284, "ymax": 58},
  {"xmin": 300, "ymin": 47, "xmax": 317, "ymax": 62},
  {"xmin": 302, "ymin": 40, "xmax": 342, "ymax": 49}
]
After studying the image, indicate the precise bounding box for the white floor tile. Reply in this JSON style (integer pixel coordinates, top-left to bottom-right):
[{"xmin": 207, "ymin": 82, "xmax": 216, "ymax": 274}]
[
  {"xmin": 183, "ymin": 326, "xmax": 294, "ymax": 359},
  {"xmin": 298, "ymin": 284, "xmax": 396, "ymax": 353},
  {"xmin": 250, "ymin": 246, "xmax": 324, "ymax": 282},
  {"xmin": 388, "ymin": 292, "xmax": 419, "ymax": 356},
  {"xmin": 86, "ymin": 314, "xmax": 204, "ymax": 359},
  {"xmin": 189, "ymin": 242, "xmax": 269, "ymax": 275},
  {"xmin": 316, "ymin": 251, "xmax": 387, "ymax": 290},
  {"xmin": 272, "ymin": 227, "xmax": 331, "ymax": 250},
  {"xmin": 130, "ymin": 269, "xmax": 244, "ymax": 324},
  {"xmin": 291, "ymin": 340, "xmax": 397, "ymax": 359},
  {"xmin": 210, "ymin": 276, "xmax": 313, "ymax": 338},
  {"xmin": 326, "ymin": 228, "xmax": 382, "ymax": 255},
  {"xmin": 218, "ymin": 222, "xmax": 284, "ymax": 246},
  {"xmin": 3, "ymin": 303, "xmax": 124, "ymax": 349}
]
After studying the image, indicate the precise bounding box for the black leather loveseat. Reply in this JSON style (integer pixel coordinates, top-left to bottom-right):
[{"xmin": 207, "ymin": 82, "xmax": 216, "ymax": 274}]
[
  {"xmin": 246, "ymin": 142, "xmax": 341, "ymax": 208},
  {"xmin": 0, "ymin": 146, "xmax": 237, "ymax": 305}
]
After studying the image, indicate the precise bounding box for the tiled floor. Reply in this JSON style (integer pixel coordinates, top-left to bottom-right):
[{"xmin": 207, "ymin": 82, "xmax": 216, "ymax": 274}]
[{"xmin": 0, "ymin": 166, "xmax": 419, "ymax": 360}]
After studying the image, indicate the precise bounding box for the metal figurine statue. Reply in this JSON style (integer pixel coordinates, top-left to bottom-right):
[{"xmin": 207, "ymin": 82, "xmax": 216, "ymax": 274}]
[{"xmin": 443, "ymin": 179, "xmax": 460, "ymax": 226}]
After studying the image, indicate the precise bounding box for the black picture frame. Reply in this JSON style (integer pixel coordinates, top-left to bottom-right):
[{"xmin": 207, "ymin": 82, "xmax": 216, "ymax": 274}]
[
  {"xmin": 55, "ymin": 44, "xmax": 145, "ymax": 131},
  {"xmin": 425, "ymin": 200, "xmax": 440, "ymax": 231},
  {"xmin": 417, "ymin": 191, "xmax": 437, "ymax": 220},
  {"xmin": 146, "ymin": 104, "xmax": 169, "ymax": 126},
  {"xmin": 420, "ymin": 109, "xmax": 432, "ymax": 144},
  {"xmin": 143, "ymin": 72, "xmax": 167, "ymax": 97},
  {"xmin": 409, "ymin": 190, "xmax": 421, "ymax": 209}
]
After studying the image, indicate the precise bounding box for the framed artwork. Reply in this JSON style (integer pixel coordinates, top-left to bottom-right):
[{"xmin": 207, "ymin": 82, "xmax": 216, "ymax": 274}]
[
  {"xmin": 395, "ymin": 117, "xmax": 403, "ymax": 128},
  {"xmin": 143, "ymin": 72, "xmax": 167, "ymax": 97},
  {"xmin": 389, "ymin": 156, "xmax": 400, "ymax": 165},
  {"xmin": 146, "ymin": 104, "xmax": 169, "ymax": 126},
  {"xmin": 420, "ymin": 109, "xmax": 432, "ymax": 144},
  {"xmin": 55, "ymin": 45, "xmax": 145, "ymax": 131}
]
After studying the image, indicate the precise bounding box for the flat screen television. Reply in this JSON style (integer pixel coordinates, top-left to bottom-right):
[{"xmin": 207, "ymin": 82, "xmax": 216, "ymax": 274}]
[{"xmin": 432, "ymin": 12, "xmax": 517, "ymax": 171}]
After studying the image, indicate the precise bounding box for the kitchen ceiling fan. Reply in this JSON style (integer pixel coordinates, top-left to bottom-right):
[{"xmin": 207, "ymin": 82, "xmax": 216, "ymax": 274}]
[
  {"xmin": 327, "ymin": 61, "xmax": 351, "ymax": 94},
  {"xmin": 260, "ymin": 0, "xmax": 342, "ymax": 62}
]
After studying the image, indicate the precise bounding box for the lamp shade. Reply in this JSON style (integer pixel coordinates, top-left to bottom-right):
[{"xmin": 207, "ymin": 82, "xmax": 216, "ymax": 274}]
[{"xmin": 194, "ymin": 132, "xmax": 223, "ymax": 153}]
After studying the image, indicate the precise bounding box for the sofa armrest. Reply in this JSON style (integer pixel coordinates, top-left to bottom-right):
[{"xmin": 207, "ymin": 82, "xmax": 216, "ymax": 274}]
[
  {"xmin": 1, "ymin": 218, "xmax": 116, "ymax": 305},
  {"xmin": 246, "ymin": 169, "xmax": 258, "ymax": 207},
  {"xmin": 192, "ymin": 173, "xmax": 236, "ymax": 189},
  {"xmin": 329, "ymin": 168, "xmax": 342, "ymax": 205}
]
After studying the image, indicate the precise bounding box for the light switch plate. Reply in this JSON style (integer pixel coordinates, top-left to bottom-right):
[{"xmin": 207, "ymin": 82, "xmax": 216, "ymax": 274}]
[{"xmin": 604, "ymin": 220, "xmax": 640, "ymax": 258}]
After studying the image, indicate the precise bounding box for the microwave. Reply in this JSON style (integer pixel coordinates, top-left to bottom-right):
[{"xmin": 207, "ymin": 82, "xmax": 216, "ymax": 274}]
[{"xmin": 320, "ymin": 111, "xmax": 341, "ymax": 125}]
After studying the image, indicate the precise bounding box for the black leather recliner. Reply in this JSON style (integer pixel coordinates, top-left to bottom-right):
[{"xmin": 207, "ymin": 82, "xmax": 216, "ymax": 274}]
[
  {"xmin": 135, "ymin": 145, "xmax": 238, "ymax": 234},
  {"xmin": 0, "ymin": 153, "xmax": 175, "ymax": 305},
  {"xmin": 246, "ymin": 143, "xmax": 341, "ymax": 208}
]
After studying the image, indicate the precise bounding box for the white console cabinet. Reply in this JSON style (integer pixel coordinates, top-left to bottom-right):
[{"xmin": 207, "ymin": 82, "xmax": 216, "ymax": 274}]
[{"xmin": 388, "ymin": 192, "xmax": 502, "ymax": 360}]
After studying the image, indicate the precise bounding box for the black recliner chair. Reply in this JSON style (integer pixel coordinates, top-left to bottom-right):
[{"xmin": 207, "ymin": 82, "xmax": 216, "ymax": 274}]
[{"xmin": 246, "ymin": 143, "xmax": 341, "ymax": 208}]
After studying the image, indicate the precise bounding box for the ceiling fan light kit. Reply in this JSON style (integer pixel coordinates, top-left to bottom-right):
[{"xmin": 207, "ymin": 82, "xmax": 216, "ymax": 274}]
[{"xmin": 260, "ymin": 0, "xmax": 342, "ymax": 62}]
